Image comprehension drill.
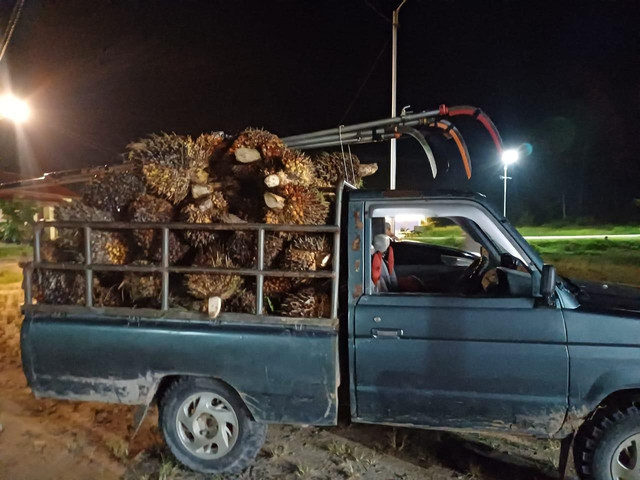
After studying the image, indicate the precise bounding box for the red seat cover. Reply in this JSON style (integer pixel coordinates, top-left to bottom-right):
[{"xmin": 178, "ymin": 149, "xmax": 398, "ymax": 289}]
[{"xmin": 372, "ymin": 251, "xmax": 382, "ymax": 285}]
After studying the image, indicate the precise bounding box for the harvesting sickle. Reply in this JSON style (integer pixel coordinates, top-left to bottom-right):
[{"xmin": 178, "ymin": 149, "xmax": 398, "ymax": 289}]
[
  {"xmin": 442, "ymin": 104, "xmax": 504, "ymax": 154},
  {"xmin": 428, "ymin": 118, "xmax": 472, "ymax": 179},
  {"xmin": 393, "ymin": 125, "xmax": 437, "ymax": 179}
]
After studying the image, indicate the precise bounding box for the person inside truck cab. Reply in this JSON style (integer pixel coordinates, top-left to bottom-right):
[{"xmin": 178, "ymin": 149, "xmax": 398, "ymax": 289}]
[{"xmin": 371, "ymin": 213, "xmax": 532, "ymax": 296}]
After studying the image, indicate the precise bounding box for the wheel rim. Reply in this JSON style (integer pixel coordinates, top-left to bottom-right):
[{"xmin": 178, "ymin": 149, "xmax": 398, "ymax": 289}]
[
  {"xmin": 175, "ymin": 391, "xmax": 239, "ymax": 459},
  {"xmin": 611, "ymin": 433, "xmax": 640, "ymax": 479}
]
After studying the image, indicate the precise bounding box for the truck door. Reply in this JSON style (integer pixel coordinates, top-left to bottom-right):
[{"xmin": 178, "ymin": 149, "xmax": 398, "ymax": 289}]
[{"xmin": 353, "ymin": 200, "xmax": 569, "ymax": 435}]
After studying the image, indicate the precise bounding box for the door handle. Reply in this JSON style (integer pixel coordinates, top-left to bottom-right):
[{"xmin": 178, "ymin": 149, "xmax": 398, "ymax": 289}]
[{"xmin": 371, "ymin": 328, "xmax": 403, "ymax": 339}]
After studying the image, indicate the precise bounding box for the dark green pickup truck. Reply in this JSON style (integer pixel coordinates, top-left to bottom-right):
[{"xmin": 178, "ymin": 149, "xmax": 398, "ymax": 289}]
[{"xmin": 20, "ymin": 187, "xmax": 640, "ymax": 480}]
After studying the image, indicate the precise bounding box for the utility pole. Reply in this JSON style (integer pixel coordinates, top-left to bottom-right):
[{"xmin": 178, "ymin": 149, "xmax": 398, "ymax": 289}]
[
  {"xmin": 501, "ymin": 163, "xmax": 510, "ymax": 216},
  {"xmin": 390, "ymin": 0, "xmax": 407, "ymax": 190}
]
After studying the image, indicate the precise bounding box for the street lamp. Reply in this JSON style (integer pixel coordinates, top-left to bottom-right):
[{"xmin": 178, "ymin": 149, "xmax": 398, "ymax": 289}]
[
  {"xmin": 500, "ymin": 148, "xmax": 519, "ymax": 217},
  {"xmin": 0, "ymin": 93, "xmax": 30, "ymax": 124}
]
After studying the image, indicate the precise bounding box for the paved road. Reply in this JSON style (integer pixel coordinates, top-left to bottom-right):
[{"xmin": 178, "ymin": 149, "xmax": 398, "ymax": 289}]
[{"xmin": 523, "ymin": 234, "xmax": 640, "ymax": 241}]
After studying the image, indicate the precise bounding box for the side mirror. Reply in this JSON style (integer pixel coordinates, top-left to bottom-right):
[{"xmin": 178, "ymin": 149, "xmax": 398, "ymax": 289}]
[{"xmin": 540, "ymin": 264, "xmax": 557, "ymax": 305}]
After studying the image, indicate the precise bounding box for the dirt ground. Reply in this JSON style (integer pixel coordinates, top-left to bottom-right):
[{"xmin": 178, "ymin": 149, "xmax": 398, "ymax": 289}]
[{"xmin": 0, "ymin": 269, "xmax": 576, "ymax": 480}]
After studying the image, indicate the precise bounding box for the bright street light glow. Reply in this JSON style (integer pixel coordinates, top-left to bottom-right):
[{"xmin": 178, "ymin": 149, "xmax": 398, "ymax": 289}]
[
  {"xmin": 0, "ymin": 94, "xmax": 30, "ymax": 124},
  {"xmin": 501, "ymin": 149, "xmax": 519, "ymax": 165}
]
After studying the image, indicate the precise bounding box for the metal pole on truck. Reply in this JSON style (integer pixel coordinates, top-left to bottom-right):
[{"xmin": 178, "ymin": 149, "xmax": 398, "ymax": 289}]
[{"xmin": 390, "ymin": 0, "xmax": 408, "ymax": 190}]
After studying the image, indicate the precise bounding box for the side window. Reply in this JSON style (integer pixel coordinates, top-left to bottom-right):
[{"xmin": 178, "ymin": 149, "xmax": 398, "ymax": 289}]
[{"xmin": 370, "ymin": 209, "xmax": 532, "ymax": 298}]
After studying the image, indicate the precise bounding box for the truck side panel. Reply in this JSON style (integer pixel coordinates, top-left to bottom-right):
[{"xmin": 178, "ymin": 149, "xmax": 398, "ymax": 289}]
[{"xmin": 21, "ymin": 313, "xmax": 339, "ymax": 426}]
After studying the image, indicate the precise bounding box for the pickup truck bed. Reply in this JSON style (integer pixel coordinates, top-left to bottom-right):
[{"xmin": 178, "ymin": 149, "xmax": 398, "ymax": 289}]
[{"xmin": 21, "ymin": 310, "xmax": 339, "ymax": 425}]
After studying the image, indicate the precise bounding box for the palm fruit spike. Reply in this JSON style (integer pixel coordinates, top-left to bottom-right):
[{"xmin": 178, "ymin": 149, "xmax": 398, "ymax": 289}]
[
  {"xmin": 281, "ymin": 287, "xmax": 331, "ymax": 318},
  {"xmin": 227, "ymin": 289, "xmax": 257, "ymax": 314},
  {"xmin": 129, "ymin": 194, "xmax": 175, "ymax": 252},
  {"xmin": 81, "ymin": 169, "xmax": 146, "ymax": 214},
  {"xmin": 291, "ymin": 234, "xmax": 332, "ymax": 269},
  {"xmin": 264, "ymin": 184, "xmax": 329, "ymax": 226},
  {"xmin": 185, "ymin": 250, "xmax": 243, "ymax": 300},
  {"xmin": 291, "ymin": 234, "xmax": 331, "ymax": 253},
  {"xmin": 232, "ymin": 128, "xmax": 284, "ymax": 161},
  {"xmin": 209, "ymin": 191, "xmax": 229, "ymax": 220},
  {"xmin": 190, "ymin": 132, "xmax": 225, "ymax": 172}
]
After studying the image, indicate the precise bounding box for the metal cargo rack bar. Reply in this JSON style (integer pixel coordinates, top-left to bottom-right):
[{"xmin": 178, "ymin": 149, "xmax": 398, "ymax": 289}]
[{"xmin": 23, "ymin": 183, "xmax": 344, "ymax": 323}]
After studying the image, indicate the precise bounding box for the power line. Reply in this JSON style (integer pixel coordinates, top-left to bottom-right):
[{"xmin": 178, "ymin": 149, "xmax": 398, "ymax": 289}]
[
  {"xmin": 339, "ymin": 36, "xmax": 390, "ymax": 124},
  {"xmin": 0, "ymin": 0, "xmax": 26, "ymax": 63},
  {"xmin": 364, "ymin": 0, "xmax": 391, "ymax": 23}
]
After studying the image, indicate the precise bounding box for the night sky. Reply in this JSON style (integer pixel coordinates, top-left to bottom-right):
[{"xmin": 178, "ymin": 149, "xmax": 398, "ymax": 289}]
[{"xmin": 0, "ymin": 0, "xmax": 638, "ymax": 221}]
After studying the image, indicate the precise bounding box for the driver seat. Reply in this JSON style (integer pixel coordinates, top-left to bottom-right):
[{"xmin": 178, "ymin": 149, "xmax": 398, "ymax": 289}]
[{"xmin": 371, "ymin": 234, "xmax": 398, "ymax": 292}]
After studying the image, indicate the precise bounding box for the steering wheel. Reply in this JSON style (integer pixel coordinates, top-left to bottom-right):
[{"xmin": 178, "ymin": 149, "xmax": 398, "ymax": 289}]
[{"xmin": 457, "ymin": 255, "xmax": 490, "ymax": 294}]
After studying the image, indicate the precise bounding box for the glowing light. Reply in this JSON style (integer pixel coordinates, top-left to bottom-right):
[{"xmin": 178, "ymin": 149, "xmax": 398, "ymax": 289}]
[
  {"xmin": 501, "ymin": 148, "xmax": 519, "ymax": 165},
  {"xmin": 0, "ymin": 94, "xmax": 30, "ymax": 124},
  {"xmin": 395, "ymin": 213, "xmax": 425, "ymax": 223}
]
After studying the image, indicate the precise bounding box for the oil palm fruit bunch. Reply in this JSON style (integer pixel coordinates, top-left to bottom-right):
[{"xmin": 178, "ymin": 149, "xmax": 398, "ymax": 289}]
[
  {"xmin": 179, "ymin": 192, "xmax": 228, "ymax": 247},
  {"xmin": 281, "ymin": 287, "xmax": 330, "ymax": 318},
  {"xmin": 226, "ymin": 231, "xmax": 255, "ymax": 268},
  {"xmin": 225, "ymin": 231, "xmax": 284, "ymax": 268},
  {"xmin": 265, "ymin": 234, "xmax": 285, "ymax": 267},
  {"xmin": 232, "ymin": 128, "xmax": 284, "ymax": 163},
  {"xmin": 191, "ymin": 132, "xmax": 225, "ymax": 171},
  {"xmin": 150, "ymin": 231, "xmax": 189, "ymax": 264},
  {"xmin": 282, "ymin": 247, "xmax": 317, "ymax": 271},
  {"xmin": 91, "ymin": 231, "xmax": 128, "ymax": 265},
  {"xmin": 227, "ymin": 289, "xmax": 257, "ymax": 314},
  {"xmin": 127, "ymin": 133, "xmax": 197, "ymax": 204},
  {"xmin": 55, "ymin": 201, "xmax": 115, "ymax": 248},
  {"xmin": 93, "ymin": 277, "xmax": 124, "ymax": 307},
  {"xmin": 291, "ymin": 234, "xmax": 332, "ymax": 269},
  {"xmin": 312, "ymin": 152, "xmax": 378, "ymax": 188},
  {"xmin": 263, "ymin": 277, "xmax": 294, "ymax": 295},
  {"xmin": 55, "ymin": 202, "xmax": 125, "ymax": 262},
  {"xmin": 40, "ymin": 239, "xmax": 84, "ymax": 264},
  {"xmin": 128, "ymin": 194, "xmax": 175, "ymax": 252},
  {"xmin": 82, "ymin": 168, "xmax": 146, "ymax": 214},
  {"xmin": 263, "ymin": 149, "xmax": 316, "ymax": 188},
  {"xmin": 264, "ymin": 184, "xmax": 329, "ymax": 226},
  {"xmin": 119, "ymin": 261, "xmax": 162, "ymax": 304},
  {"xmin": 185, "ymin": 247, "xmax": 243, "ymax": 300},
  {"xmin": 140, "ymin": 163, "xmax": 190, "ymax": 204},
  {"xmin": 34, "ymin": 269, "xmax": 85, "ymax": 305}
]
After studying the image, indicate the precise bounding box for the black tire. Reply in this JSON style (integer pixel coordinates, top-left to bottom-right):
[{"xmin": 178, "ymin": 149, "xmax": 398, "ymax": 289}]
[
  {"xmin": 574, "ymin": 402, "xmax": 640, "ymax": 479},
  {"xmin": 159, "ymin": 377, "xmax": 267, "ymax": 475}
]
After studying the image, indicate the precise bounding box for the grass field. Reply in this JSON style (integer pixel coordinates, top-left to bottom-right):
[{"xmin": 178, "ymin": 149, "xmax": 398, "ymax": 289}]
[{"xmin": 0, "ymin": 242, "xmax": 32, "ymax": 260}]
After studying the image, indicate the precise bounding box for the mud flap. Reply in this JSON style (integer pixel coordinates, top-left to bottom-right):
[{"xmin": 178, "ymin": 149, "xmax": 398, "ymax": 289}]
[{"xmin": 558, "ymin": 433, "xmax": 575, "ymax": 480}]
